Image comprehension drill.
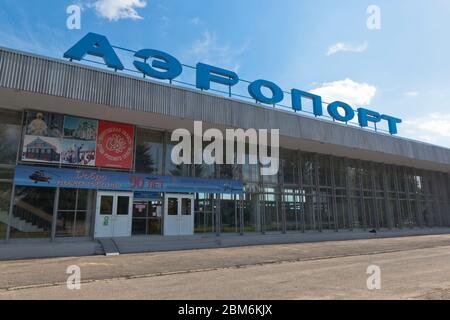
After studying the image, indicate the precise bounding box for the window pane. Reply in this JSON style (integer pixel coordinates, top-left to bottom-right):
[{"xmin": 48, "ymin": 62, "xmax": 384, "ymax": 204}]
[
  {"xmin": 133, "ymin": 202, "xmax": 148, "ymax": 218},
  {"xmin": 0, "ymin": 168, "xmax": 14, "ymax": 180},
  {"xmin": 77, "ymin": 189, "xmax": 89, "ymax": 211},
  {"xmin": 0, "ymin": 109, "xmax": 21, "ymax": 165},
  {"xmin": 58, "ymin": 189, "xmax": 77, "ymax": 211},
  {"xmin": 221, "ymin": 197, "xmax": 238, "ymax": 233},
  {"xmin": 182, "ymin": 198, "xmax": 192, "ymax": 216},
  {"xmin": 100, "ymin": 196, "xmax": 113, "ymax": 215},
  {"xmin": 56, "ymin": 212, "xmax": 75, "ymax": 237},
  {"xmin": 135, "ymin": 128, "xmax": 163, "ymax": 174},
  {"xmin": 243, "ymin": 191, "xmax": 260, "ymax": 233},
  {"xmin": 0, "ymin": 182, "xmax": 11, "ymax": 239},
  {"xmin": 11, "ymin": 187, "xmax": 55, "ymax": 238},
  {"xmin": 74, "ymin": 211, "xmax": 90, "ymax": 237},
  {"xmin": 165, "ymin": 144, "xmax": 191, "ymax": 177},
  {"xmin": 117, "ymin": 196, "xmax": 130, "ymax": 215},
  {"xmin": 147, "ymin": 218, "xmax": 161, "ymax": 235},
  {"xmin": 132, "ymin": 218, "xmax": 146, "ymax": 235},
  {"xmin": 168, "ymin": 198, "xmax": 178, "ymax": 215}
]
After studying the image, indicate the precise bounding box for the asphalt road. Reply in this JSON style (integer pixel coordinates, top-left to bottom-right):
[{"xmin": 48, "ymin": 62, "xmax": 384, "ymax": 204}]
[{"xmin": 1, "ymin": 234, "xmax": 450, "ymax": 299}]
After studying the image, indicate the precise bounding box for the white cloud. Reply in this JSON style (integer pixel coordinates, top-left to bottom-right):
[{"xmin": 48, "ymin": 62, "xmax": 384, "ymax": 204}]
[
  {"xmin": 188, "ymin": 31, "xmax": 247, "ymax": 72},
  {"xmin": 310, "ymin": 78, "xmax": 377, "ymax": 106},
  {"xmin": 404, "ymin": 91, "xmax": 419, "ymax": 97},
  {"xmin": 92, "ymin": 0, "xmax": 147, "ymax": 21},
  {"xmin": 327, "ymin": 41, "xmax": 368, "ymax": 56},
  {"xmin": 190, "ymin": 17, "xmax": 203, "ymax": 26},
  {"xmin": 402, "ymin": 113, "xmax": 450, "ymax": 147}
]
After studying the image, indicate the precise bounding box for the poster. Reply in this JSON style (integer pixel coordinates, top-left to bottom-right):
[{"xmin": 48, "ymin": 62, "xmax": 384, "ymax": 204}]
[
  {"xmin": 61, "ymin": 139, "xmax": 96, "ymax": 166},
  {"xmin": 95, "ymin": 120, "xmax": 135, "ymax": 169},
  {"xmin": 22, "ymin": 135, "xmax": 62, "ymax": 163},
  {"xmin": 63, "ymin": 116, "xmax": 98, "ymax": 141},
  {"xmin": 25, "ymin": 111, "xmax": 63, "ymax": 138}
]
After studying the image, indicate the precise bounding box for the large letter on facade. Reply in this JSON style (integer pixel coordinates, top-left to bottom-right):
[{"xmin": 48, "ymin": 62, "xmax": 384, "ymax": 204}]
[
  {"xmin": 134, "ymin": 49, "xmax": 182, "ymax": 80},
  {"xmin": 196, "ymin": 63, "xmax": 239, "ymax": 91},
  {"xmin": 357, "ymin": 108, "xmax": 381, "ymax": 128},
  {"xmin": 291, "ymin": 89, "xmax": 323, "ymax": 116},
  {"xmin": 327, "ymin": 101, "xmax": 355, "ymax": 122},
  {"xmin": 248, "ymin": 80, "xmax": 284, "ymax": 105},
  {"xmin": 381, "ymin": 115, "xmax": 402, "ymax": 135},
  {"xmin": 64, "ymin": 32, "xmax": 124, "ymax": 70}
]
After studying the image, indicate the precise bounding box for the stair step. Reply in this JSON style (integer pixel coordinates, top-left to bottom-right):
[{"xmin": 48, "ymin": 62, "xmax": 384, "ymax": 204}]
[
  {"xmin": 98, "ymin": 238, "xmax": 120, "ymax": 256},
  {"xmin": 0, "ymin": 214, "xmax": 44, "ymax": 233}
]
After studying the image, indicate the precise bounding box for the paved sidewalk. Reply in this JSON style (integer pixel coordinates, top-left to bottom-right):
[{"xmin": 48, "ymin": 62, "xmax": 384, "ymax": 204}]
[
  {"xmin": 3, "ymin": 245, "xmax": 450, "ymax": 299},
  {"xmin": 0, "ymin": 234, "xmax": 449, "ymax": 291}
]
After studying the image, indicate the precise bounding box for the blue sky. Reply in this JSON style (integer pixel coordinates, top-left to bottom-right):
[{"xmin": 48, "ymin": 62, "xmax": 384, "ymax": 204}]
[{"xmin": 1, "ymin": 0, "xmax": 449, "ymax": 147}]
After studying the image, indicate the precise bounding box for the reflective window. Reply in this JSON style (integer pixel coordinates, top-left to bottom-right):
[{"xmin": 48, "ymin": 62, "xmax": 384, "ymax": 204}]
[
  {"xmin": 182, "ymin": 198, "xmax": 192, "ymax": 216},
  {"xmin": 0, "ymin": 182, "xmax": 12, "ymax": 240},
  {"xmin": 135, "ymin": 128, "xmax": 163, "ymax": 174},
  {"xmin": 220, "ymin": 195, "xmax": 239, "ymax": 233},
  {"xmin": 165, "ymin": 143, "xmax": 192, "ymax": 176},
  {"xmin": 132, "ymin": 199, "xmax": 162, "ymax": 235},
  {"xmin": 100, "ymin": 196, "xmax": 113, "ymax": 215},
  {"xmin": 0, "ymin": 109, "xmax": 21, "ymax": 165},
  {"xmin": 56, "ymin": 189, "xmax": 93, "ymax": 237},
  {"xmin": 194, "ymin": 193, "xmax": 215, "ymax": 234},
  {"xmin": 262, "ymin": 189, "xmax": 281, "ymax": 233},
  {"xmin": 117, "ymin": 196, "xmax": 130, "ymax": 215},
  {"xmin": 281, "ymin": 149, "xmax": 298, "ymax": 185},
  {"xmin": 168, "ymin": 198, "xmax": 178, "ymax": 216},
  {"xmin": 243, "ymin": 189, "xmax": 260, "ymax": 233},
  {"xmin": 301, "ymin": 153, "xmax": 315, "ymax": 186},
  {"xmin": 11, "ymin": 187, "xmax": 55, "ymax": 239}
]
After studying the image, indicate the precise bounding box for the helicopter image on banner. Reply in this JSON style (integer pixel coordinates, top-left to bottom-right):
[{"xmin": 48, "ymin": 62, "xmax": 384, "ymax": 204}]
[{"xmin": 29, "ymin": 170, "xmax": 53, "ymax": 183}]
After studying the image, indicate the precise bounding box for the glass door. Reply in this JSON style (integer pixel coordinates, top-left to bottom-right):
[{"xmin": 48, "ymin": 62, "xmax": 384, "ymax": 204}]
[
  {"xmin": 164, "ymin": 194, "xmax": 194, "ymax": 236},
  {"xmin": 94, "ymin": 191, "xmax": 133, "ymax": 238}
]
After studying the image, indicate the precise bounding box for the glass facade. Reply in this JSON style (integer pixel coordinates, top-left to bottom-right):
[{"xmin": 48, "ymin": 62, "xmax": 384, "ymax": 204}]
[
  {"xmin": 132, "ymin": 200, "xmax": 162, "ymax": 235},
  {"xmin": 10, "ymin": 186, "xmax": 56, "ymax": 238},
  {"xmin": 1, "ymin": 107, "xmax": 449, "ymax": 240},
  {"xmin": 0, "ymin": 109, "xmax": 22, "ymax": 240},
  {"xmin": 56, "ymin": 189, "xmax": 95, "ymax": 237}
]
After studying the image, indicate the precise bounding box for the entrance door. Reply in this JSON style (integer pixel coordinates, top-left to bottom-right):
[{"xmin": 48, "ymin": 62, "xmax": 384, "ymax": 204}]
[
  {"xmin": 164, "ymin": 194, "xmax": 194, "ymax": 236},
  {"xmin": 95, "ymin": 191, "xmax": 133, "ymax": 238}
]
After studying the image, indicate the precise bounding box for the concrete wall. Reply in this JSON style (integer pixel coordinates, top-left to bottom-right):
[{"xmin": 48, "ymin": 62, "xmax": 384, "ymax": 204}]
[{"xmin": 0, "ymin": 46, "xmax": 449, "ymax": 172}]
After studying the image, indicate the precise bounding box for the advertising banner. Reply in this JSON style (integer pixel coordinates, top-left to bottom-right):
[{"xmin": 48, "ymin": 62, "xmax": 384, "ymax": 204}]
[
  {"xmin": 14, "ymin": 165, "xmax": 244, "ymax": 194},
  {"xmin": 22, "ymin": 111, "xmax": 136, "ymax": 170},
  {"xmin": 95, "ymin": 120, "xmax": 135, "ymax": 169},
  {"xmin": 22, "ymin": 111, "xmax": 64, "ymax": 164}
]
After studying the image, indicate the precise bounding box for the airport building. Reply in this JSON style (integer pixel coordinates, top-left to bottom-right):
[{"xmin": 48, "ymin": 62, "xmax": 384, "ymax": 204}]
[{"xmin": 0, "ymin": 38, "xmax": 449, "ymax": 252}]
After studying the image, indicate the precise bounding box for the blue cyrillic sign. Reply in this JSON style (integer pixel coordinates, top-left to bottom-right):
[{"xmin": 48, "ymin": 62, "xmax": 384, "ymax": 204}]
[{"xmin": 64, "ymin": 32, "xmax": 402, "ymax": 135}]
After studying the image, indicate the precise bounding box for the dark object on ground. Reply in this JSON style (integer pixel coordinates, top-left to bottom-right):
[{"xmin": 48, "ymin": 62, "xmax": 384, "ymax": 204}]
[{"xmin": 369, "ymin": 229, "xmax": 377, "ymax": 234}]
